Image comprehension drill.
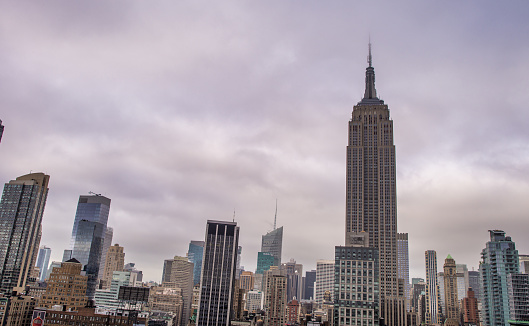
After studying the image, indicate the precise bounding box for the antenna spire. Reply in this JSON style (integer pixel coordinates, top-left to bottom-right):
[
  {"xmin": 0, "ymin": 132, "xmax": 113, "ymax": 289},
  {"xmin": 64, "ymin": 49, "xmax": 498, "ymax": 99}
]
[
  {"xmin": 368, "ymin": 37, "xmax": 372, "ymax": 68},
  {"xmin": 273, "ymin": 199, "xmax": 277, "ymax": 230},
  {"xmin": 233, "ymin": 209, "xmax": 235, "ymax": 222}
]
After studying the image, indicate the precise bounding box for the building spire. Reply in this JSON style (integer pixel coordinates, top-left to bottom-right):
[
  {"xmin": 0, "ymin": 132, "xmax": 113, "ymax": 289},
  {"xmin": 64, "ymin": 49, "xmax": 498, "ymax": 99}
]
[
  {"xmin": 273, "ymin": 199, "xmax": 277, "ymax": 230},
  {"xmin": 362, "ymin": 41, "xmax": 379, "ymax": 102}
]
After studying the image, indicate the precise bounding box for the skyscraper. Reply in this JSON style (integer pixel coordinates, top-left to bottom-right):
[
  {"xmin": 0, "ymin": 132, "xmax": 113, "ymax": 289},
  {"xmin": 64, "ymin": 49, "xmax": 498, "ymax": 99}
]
[
  {"xmin": 197, "ymin": 220, "xmax": 239, "ymax": 326},
  {"xmin": 163, "ymin": 255, "xmax": 194, "ymax": 326},
  {"xmin": 35, "ymin": 246, "xmax": 52, "ymax": 281},
  {"xmin": 425, "ymin": 250, "xmax": 441, "ymax": 325},
  {"xmin": 64, "ymin": 194, "xmax": 111, "ymax": 299},
  {"xmin": 315, "ymin": 260, "xmax": 334, "ymax": 305},
  {"xmin": 281, "ymin": 258, "xmax": 303, "ymax": 302},
  {"xmin": 187, "ymin": 240, "xmax": 205, "ymax": 286},
  {"xmin": 101, "ymin": 244, "xmax": 125, "ymax": 289},
  {"xmin": 443, "ymin": 255, "xmax": 459, "ymax": 325},
  {"xmin": 303, "ymin": 270, "xmax": 316, "ymax": 300},
  {"xmin": 345, "ymin": 43, "xmax": 404, "ymax": 325},
  {"xmin": 479, "ymin": 230, "xmax": 519, "ymax": 326},
  {"xmin": 0, "ymin": 173, "xmax": 50, "ymax": 296},
  {"xmin": 397, "ymin": 233, "xmax": 410, "ymax": 311},
  {"xmin": 334, "ymin": 233, "xmax": 379, "ymax": 326},
  {"xmin": 98, "ymin": 226, "xmax": 113, "ymax": 282},
  {"xmin": 261, "ymin": 227, "xmax": 283, "ymax": 267},
  {"xmin": 263, "ymin": 267, "xmax": 288, "ymax": 326}
]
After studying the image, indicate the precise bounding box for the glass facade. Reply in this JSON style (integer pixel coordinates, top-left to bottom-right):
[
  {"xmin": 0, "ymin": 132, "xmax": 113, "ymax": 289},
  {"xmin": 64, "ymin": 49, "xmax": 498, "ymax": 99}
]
[
  {"xmin": 187, "ymin": 240, "xmax": 205, "ymax": 286},
  {"xmin": 0, "ymin": 173, "xmax": 50, "ymax": 296},
  {"xmin": 261, "ymin": 226, "xmax": 283, "ymax": 267},
  {"xmin": 197, "ymin": 220, "xmax": 239, "ymax": 326}
]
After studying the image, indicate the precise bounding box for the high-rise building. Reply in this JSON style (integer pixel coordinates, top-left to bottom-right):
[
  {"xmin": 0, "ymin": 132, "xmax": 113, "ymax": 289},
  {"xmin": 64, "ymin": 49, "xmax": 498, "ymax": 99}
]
[
  {"xmin": 397, "ymin": 233, "xmax": 410, "ymax": 311},
  {"xmin": 39, "ymin": 258, "xmax": 88, "ymax": 310},
  {"xmin": 245, "ymin": 290, "xmax": 264, "ymax": 312},
  {"xmin": 64, "ymin": 194, "xmax": 111, "ymax": 299},
  {"xmin": 102, "ymin": 244, "xmax": 125, "ymax": 289},
  {"xmin": 303, "ymin": 270, "xmax": 316, "ymax": 300},
  {"xmin": 479, "ymin": 230, "xmax": 519, "ymax": 326},
  {"xmin": 281, "ymin": 259, "xmax": 303, "ymax": 301},
  {"xmin": 239, "ymin": 271, "xmax": 255, "ymax": 291},
  {"xmin": 94, "ymin": 271, "xmax": 133, "ymax": 311},
  {"xmin": 462, "ymin": 288, "xmax": 480, "ymax": 326},
  {"xmin": 197, "ymin": 220, "xmax": 239, "ymax": 326},
  {"xmin": 98, "ymin": 226, "xmax": 113, "ymax": 281},
  {"xmin": 334, "ymin": 233, "xmax": 379, "ymax": 326},
  {"xmin": 0, "ymin": 173, "xmax": 50, "ymax": 296},
  {"xmin": 256, "ymin": 251, "xmax": 275, "ymax": 275},
  {"xmin": 345, "ymin": 43, "xmax": 405, "ymax": 325},
  {"xmin": 163, "ymin": 255, "xmax": 194, "ymax": 326},
  {"xmin": 410, "ymin": 280, "xmax": 426, "ymax": 321},
  {"xmin": 264, "ymin": 267, "xmax": 287, "ymax": 326},
  {"xmin": 457, "ymin": 263, "xmax": 470, "ymax": 302},
  {"xmin": 425, "ymin": 250, "xmax": 441, "ymax": 325},
  {"xmin": 518, "ymin": 255, "xmax": 529, "ymax": 274},
  {"xmin": 315, "ymin": 260, "xmax": 334, "ymax": 305},
  {"xmin": 188, "ymin": 240, "xmax": 205, "ymax": 286},
  {"xmin": 35, "ymin": 246, "xmax": 52, "ymax": 281},
  {"xmin": 507, "ymin": 273, "xmax": 529, "ymax": 324},
  {"xmin": 468, "ymin": 270, "xmax": 480, "ymax": 300},
  {"xmin": 261, "ymin": 227, "xmax": 283, "ymax": 267},
  {"xmin": 443, "ymin": 255, "xmax": 459, "ymax": 325}
]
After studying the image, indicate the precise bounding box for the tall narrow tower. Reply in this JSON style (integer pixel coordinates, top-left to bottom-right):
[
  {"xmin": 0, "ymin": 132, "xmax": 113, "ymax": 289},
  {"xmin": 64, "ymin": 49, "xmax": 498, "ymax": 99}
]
[
  {"xmin": 346, "ymin": 43, "xmax": 404, "ymax": 325},
  {"xmin": 197, "ymin": 220, "xmax": 239, "ymax": 326},
  {"xmin": 0, "ymin": 173, "xmax": 50, "ymax": 295}
]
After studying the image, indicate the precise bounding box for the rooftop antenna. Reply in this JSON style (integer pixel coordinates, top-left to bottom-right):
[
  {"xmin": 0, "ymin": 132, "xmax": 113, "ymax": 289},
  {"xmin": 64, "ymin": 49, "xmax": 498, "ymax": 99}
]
[
  {"xmin": 233, "ymin": 209, "xmax": 235, "ymax": 222},
  {"xmin": 368, "ymin": 36, "xmax": 372, "ymax": 68},
  {"xmin": 273, "ymin": 199, "xmax": 278, "ymax": 230},
  {"xmin": 88, "ymin": 191, "xmax": 101, "ymax": 196}
]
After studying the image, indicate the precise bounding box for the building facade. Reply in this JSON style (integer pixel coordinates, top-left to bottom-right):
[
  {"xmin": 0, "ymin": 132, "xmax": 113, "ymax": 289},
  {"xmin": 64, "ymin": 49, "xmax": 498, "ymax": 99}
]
[
  {"xmin": 256, "ymin": 252, "xmax": 275, "ymax": 275},
  {"xmin": 36, "ymin": 245, "xmax": 52, "ymax": 281},
  {"xmin": 345, "ymin": 44, "xmax": 404, "ymax": 325},
  {"xmin": 334, "ymin": 241, "xmax": 379, "ymax": 326},
  {"xmin": 479, "ymin": 230, "xmax": 519, "ymax": 326},
  {"xmin": 239, "ymin": 271, "xmax": 255, "ymax": 291},
  {"xmin": 303, "ymin": 270, "xmax": 316, "ymax": 300},
  {"xmin": 507, "ymin": 273, "xmax": 529, "ymax": 324},
  {"xmin": 188, "ymin": 240, "xmax": 205, "ymax": 286},
  {"xmin": 197, "ymin": 220, "xmax": 239, "ymax": 326},
  {"xmin": 0, "ymin": 173, "xmax": 50, "ymax": 296},
  {"xmin": 264, "ymin": 267, "xmax": 287, "ymax": 326},
  {"xmin": 315, "ymin": 260, "xmax": 335, "ymax": 305},
  {"xmin": 397, "ymin": 233, "xmax": 410, "ymax": 311},
  {"xmin": 64, "ymin": 194, "xmax": 111, "ymax": 299},
  {"xmin": 443, "ymin": 255, "xmax": 459, "ymax": 324},
  {"xmin": 39, "ymin": 258, "xmax": 88, "ymax": 310},
  {"xmin": 163, "ymin": 255, "xmax": 194, "ymax": 326},
  {"xmin": 425, "ymin": 250, "xmax": 441, "ymax": 325},
  {"xmin": 462, "ymin": 288, "xmax": 480, "ymax": 326},
  {"xmin": 102, "ymin": 244, "xmax": 125, "ymax": 289},
  {"xmin": 261, "ymin": 226, "xmax": 283, "ymax": 267}
]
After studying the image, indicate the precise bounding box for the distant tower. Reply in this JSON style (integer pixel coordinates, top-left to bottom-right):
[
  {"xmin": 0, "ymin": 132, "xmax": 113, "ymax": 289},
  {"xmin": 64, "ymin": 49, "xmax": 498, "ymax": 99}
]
[
  {"xmin": 101, "ymin": 244, "xmax": 125, "ymax": 289},
  {"xmin": 187, "ymin": 240, "xmax": 205, "ymax": 286},
  {"xmin": 346, "ymin": 42, "xmax": 405, "ymax": 325},
  {"xmin": 35, "ymin": 246, "xmax": 52, "ymax": 281},
  {"xmin": 64, "ymin": 194, "xmax": 111, "ymax": 299},
  {"xmin": 397, "ymin": 233, "xmax": 411, "ymax": 311},
  {"xmin": 98, "ymin": 227, "xmax": 113, "ymax": 282},
  {"xmin": 479, "ymin": 230, "xmax": 519, "ymax": 326},
  {"xmin": 0, "ymin": 173, "xmax": 50, "ymax": 296},
  {"xmin": 443, "ymin": 254, "xmax": 459, "ymax": 325},
  {"xmin": 264, "ymin": 267, "xmax": 287, "ymax": 326},
  {"xmin": 303, "ymin": 270, "xmax": 316, "ymax": 300},
  {"xmin": 163, "ymin": 256, "xmax": 194, "ymax": 326},
  {"xmin": 315, "ymin": 260, "xmax": 334, "ymax": 304},
  {"xmin": 281, "ymin": 259, "xmax": 303, "ymax": 302},
  {"xmin": 260, "ymin": 201, "xmax": 283, "ymax": 267},
  {"xmin": 197, "ymin": 220, "xmax": 239, "ymax": 326},
  {"xmin": 425, "ymin": 250, "xmax": 441, "ymax": 325}
]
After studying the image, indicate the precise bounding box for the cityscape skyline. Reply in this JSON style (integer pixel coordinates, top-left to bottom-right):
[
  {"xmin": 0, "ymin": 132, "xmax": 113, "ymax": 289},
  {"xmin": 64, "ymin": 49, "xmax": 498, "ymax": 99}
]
[{"xmin": 1, "ymin": 1, "xmax": 529, "ymax": 283}]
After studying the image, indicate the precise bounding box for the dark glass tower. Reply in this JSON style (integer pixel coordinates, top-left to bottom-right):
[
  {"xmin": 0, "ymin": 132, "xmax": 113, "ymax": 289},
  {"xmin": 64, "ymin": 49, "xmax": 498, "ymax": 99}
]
[
  {"xmin": 346, "ymin": 44, "xmax": 405, "ymax": 325},
  {"xmin": 63, "ymin": 195, "xmax": 110, "ymax": 299},
  {"xmin": 197, "ymin": 220, "xmax": 239, "ymax": 326},
  {"xmin": 188, "ymin": 240, "xmax": 205, "ymax": 286},
  {"xmin": 0, "ymin": 173, "xmax": 50, "ymax": 295}
]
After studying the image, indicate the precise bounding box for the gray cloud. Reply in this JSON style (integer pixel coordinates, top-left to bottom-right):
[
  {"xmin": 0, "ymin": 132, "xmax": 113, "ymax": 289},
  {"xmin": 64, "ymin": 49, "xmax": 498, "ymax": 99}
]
[{"xmin": 1, "ymin": 1, "xmax": 529, "ymax": 281}]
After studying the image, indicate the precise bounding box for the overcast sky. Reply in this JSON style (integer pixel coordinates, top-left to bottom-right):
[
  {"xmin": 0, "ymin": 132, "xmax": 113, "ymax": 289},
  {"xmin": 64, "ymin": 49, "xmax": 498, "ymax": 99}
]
[{"xmin": 1, "ymin": 1, "xmax": 529, "ymax": 282}]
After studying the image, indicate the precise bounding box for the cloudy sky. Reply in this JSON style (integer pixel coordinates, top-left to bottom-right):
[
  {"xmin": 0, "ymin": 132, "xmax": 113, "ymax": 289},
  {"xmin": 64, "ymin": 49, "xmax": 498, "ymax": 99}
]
[{"xmin": 1, "ymin": 1, "xmax": 529, "ymax": 282}]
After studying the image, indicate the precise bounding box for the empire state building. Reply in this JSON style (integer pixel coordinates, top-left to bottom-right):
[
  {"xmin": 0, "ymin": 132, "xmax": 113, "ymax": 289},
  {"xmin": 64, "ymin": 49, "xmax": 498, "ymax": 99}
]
[{"xmin": 346, "ymin": 44, "xmax": 406, "ymax": 325}]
